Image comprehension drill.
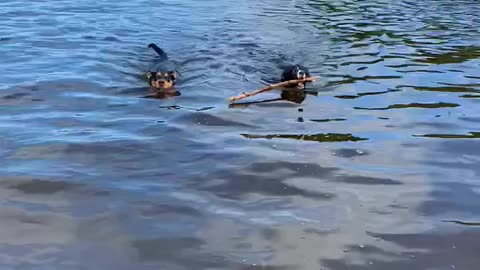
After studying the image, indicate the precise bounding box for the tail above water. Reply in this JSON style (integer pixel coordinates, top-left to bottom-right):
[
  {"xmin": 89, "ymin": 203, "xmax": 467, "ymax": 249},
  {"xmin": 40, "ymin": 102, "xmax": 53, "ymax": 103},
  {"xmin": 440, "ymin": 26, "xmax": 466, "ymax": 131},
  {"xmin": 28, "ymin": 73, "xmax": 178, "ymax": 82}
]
[{"xmin": 148, "ymin": 43, "xmax": 168, "ymax": 61}]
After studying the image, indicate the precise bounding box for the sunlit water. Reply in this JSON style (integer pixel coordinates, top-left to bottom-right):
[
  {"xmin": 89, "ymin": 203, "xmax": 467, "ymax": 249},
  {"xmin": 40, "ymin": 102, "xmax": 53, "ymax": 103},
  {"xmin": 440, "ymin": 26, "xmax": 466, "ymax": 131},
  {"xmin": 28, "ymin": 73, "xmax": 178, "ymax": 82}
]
[{"xmin": 1, "ymin": 0, "xmax": 480, "ymax": 269}]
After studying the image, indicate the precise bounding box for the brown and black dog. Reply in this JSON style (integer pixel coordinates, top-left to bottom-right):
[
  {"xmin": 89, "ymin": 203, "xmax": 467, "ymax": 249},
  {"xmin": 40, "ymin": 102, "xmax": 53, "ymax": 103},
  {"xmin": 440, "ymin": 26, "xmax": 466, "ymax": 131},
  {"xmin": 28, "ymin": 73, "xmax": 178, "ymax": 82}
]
[{"xmin": 146, "ymin": 43, "xmax": 177, "ymax": 90}]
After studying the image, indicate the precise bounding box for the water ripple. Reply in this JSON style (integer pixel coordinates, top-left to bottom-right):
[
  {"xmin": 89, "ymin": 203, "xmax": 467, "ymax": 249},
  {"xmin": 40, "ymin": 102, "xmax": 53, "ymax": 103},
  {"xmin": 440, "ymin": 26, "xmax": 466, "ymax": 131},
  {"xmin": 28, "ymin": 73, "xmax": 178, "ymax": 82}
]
[{"xmin": 1, "ymin": 0, "xmax": 480, "ymax": 269}]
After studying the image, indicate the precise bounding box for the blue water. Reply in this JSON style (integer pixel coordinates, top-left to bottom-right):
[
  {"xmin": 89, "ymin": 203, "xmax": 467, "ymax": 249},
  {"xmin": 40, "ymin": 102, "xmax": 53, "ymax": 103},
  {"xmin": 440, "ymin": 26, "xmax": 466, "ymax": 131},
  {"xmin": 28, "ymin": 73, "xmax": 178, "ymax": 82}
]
[{"xmin": 1, "ymin": 0, "xmax": 480, "ymax": 269}]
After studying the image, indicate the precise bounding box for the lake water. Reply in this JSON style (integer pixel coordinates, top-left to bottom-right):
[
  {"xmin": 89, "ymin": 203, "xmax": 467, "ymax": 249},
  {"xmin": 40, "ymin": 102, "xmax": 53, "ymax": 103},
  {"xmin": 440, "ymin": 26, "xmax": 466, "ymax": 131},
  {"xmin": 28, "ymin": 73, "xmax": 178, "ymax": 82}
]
[{"xmin": 1, "ymin": 0, "xmax": 480, "ymax": 269}]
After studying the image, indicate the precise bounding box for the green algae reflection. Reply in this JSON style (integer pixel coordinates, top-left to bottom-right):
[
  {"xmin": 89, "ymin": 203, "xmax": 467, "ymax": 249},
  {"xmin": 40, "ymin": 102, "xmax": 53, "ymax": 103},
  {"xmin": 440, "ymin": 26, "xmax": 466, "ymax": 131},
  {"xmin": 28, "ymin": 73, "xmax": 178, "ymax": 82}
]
[
  {"xmin": 414, "ymin": 132, "xmax": 480, "ymax": 139},
  {"xmin": 241, "ymin": 133, "xmax": 368, "ymax": 143},
  {"xmin": 415, "ymin": 46, "xmax": 480, "ymax": 64},
  {"xmin": 355, "ymin": 102, "xmax": 459, "ymax": 111}
]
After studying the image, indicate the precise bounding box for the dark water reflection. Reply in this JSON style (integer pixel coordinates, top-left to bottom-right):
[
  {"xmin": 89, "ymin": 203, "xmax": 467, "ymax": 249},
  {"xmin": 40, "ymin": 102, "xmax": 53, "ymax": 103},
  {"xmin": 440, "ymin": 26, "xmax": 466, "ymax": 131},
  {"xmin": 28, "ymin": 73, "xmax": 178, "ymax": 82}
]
[{"xmin": 1, "ymin": 0, "xmax": 480, "ymax": 269}]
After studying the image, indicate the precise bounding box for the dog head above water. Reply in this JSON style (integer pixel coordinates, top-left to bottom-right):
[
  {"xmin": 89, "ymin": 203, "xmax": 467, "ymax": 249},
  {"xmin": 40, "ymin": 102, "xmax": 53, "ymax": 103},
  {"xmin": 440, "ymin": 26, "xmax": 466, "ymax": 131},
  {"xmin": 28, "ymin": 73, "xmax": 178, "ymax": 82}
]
[
  {"xmin": 146, "ymin": 71, "xmax": 177, "ymax": 90},
  {"xmin": 281, "ymin": 65, "xmax": 311, "ymax": 89}
]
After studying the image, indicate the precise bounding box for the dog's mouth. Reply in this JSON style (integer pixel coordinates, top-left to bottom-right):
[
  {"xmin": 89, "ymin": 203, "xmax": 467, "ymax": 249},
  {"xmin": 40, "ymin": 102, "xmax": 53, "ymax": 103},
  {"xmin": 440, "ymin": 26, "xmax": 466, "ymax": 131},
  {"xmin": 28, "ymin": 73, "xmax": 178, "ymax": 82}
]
[
  {"xmin": 156, "ymin": 80, "xmax": 167, "ymax": 87},
  {"xmin": 151, "ymin": 79, "xmax": 173, "ymax": 89},
  {"xmin": 147, "ymin": 71, "xmax": 176, "ymax": 89}
]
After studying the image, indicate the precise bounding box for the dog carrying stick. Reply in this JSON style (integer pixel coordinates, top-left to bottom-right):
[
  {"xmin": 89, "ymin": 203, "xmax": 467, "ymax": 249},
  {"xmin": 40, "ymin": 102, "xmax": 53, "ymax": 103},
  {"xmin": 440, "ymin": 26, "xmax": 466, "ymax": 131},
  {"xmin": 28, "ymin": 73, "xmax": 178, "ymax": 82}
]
[{"xmin": 228, "ymin": 77, "xmax": 316, "ymax": 103}]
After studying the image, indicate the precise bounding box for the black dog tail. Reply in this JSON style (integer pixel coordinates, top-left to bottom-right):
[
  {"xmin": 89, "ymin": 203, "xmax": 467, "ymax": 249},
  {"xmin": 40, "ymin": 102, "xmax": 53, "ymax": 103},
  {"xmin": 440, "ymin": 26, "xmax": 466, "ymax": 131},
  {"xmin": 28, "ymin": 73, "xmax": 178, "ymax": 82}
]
[{"xmin": 148, "ymin": 43, "xmax": 168, "ymax": 61}]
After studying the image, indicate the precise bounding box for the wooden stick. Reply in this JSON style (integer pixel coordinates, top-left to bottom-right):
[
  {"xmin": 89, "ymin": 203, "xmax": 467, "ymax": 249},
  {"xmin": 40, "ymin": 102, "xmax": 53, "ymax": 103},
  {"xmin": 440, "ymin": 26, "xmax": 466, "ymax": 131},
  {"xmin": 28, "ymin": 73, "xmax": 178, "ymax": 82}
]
[{"xmin": 228, "ymin": 77, "xmax": 316, "ymax": 103}]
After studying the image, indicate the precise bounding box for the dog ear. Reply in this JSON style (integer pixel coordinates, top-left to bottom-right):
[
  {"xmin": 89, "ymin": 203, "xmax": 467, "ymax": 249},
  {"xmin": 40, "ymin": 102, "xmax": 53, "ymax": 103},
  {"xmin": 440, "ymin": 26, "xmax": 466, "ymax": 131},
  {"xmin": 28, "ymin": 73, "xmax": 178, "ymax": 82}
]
[{"xmin": 145, "ymin": 72, "xmax": 153, "ymax": 80}]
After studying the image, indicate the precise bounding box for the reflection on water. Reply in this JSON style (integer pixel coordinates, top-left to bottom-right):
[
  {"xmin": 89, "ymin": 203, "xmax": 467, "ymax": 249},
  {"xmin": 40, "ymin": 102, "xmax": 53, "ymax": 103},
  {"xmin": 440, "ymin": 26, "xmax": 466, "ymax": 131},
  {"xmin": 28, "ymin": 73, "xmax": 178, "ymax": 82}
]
[
  {"xmin": 143, "ymin": 89, "xmax": 182, "ymax": 99},
  {"xmin": 242, "ymin": 133, "xmax": 368, "ymax": 142},
  {"xmin": 355, "ymin": 102, "xmax": 460, "ymax": 110},
  {"xmin": 1, "ymin": 0, "xmax": 480, "ymax": 269},
  {"xmin": 228, "ymin": 98, "xmax": 283, "ymax": 108},
  {"xmin": 415, "ymin": 46, "xmax": 480, "ymax": 64},
  {"xmin": 408, "ymin": 85, "xmax": 480, "ymax": 94},
  {"xmin": 335, "ymin": 89, "xmax": 400, "ymax": 99},
  {"xmin": 414, "ymin": 132, "xmax": 480, "ymax": 139},
  {"xmin": 310, "ymin": 118, "xmax": 346, "ymax": 122},
  {"xmin": 460, "ymin": 94, "xmax": 480, "ymax": 98},
  {"xmin": 443, "ymin": 220, "xmax": 480, "ymax": 226}
]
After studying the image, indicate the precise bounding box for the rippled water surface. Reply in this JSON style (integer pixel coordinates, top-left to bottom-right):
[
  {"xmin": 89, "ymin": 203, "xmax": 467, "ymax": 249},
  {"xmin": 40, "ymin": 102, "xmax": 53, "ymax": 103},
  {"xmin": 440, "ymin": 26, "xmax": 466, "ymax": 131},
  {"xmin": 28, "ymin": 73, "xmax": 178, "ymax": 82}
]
[{"xmin": 1, "ymin": 0, "xmax": 480, "ymax": 269}]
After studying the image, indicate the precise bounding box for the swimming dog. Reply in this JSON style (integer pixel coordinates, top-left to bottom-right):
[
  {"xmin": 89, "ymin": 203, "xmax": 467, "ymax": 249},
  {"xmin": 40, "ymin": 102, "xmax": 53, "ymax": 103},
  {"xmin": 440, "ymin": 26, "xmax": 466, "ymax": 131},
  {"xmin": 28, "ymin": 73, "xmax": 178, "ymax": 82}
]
[
  {"xmin": 280, "ymin": 65, "xmax": 311, "ymax": 103},
  {"xmin": 146, "ymin": 43, "xmax": 177, "ymax": 90}
]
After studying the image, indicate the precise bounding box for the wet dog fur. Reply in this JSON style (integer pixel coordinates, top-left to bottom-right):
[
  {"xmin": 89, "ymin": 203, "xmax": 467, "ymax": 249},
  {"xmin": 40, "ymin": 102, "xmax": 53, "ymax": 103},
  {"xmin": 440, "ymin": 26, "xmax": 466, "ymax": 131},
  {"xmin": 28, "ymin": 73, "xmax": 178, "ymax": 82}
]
[
  {"xmin": 280, "ymin": 65, "xmax": 311, "ymax": 103},
  {"xmin": 146, "ymin": 43, "xmax": 177, "ymax": 90}
]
